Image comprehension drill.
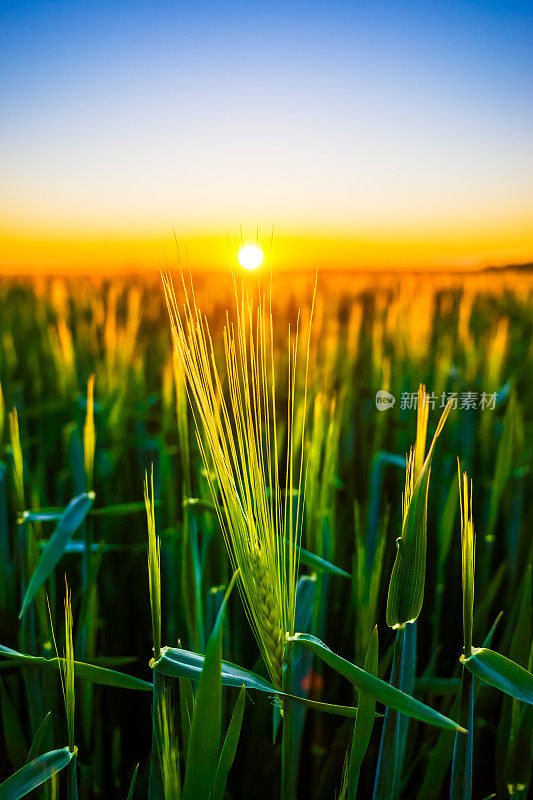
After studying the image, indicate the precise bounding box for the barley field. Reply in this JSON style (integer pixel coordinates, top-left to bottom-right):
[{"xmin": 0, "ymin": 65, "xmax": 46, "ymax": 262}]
[{"xmin": 0, "ymin": 269, "xmax": 531, "ymax": 800}]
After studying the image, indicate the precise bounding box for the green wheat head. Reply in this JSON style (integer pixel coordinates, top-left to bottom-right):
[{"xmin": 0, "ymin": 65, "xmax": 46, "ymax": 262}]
[
  {"xmin": 386, "ymin": 385, "xmax": 452, "ymax": 628},
  {"xmin": 9, "ymin": 406, "xmax": 24, "ymax": 512},
  {"xmin": 162, "ymin": 273, "xmax": 312, "ymax": 688},
  {"xmin": 83, "ymin": 374, "xmax": 96, "ymax": 492}
]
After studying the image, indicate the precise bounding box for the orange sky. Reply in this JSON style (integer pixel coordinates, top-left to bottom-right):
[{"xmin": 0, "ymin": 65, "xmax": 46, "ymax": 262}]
[
  {"xmin": 1, "ymin": 220, "xmax": 532, "ymax": 275},
  {"xmin": 2, "ymin": 2, "xmax": 533, "ymax": 273}
]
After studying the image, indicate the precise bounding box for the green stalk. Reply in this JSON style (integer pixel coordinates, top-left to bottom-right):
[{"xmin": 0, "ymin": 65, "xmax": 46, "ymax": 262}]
[
  {"xmin": 146, "ymin": 466, "xmax": 166, "ymax": 800},
  {"xmin": 372, "ymin": 622, "xmax": 416, "ymax": 800},
  {"xmin": 347, "ymin": 625, "xmax": 379, "ymax": 800},
  {"xmin": 69, "ymin": 753, "xmax": 79, "ymax": 800},
  {"xmin": 281, "ymin": 645, "xmax": 297, "ymax": 800},
  {"xmin": 450, "ymin": 465, "xmax": 475, "ymax": 800},
  {"xmin": 450, "ymin": 668, "xmax": 474, "ymax": 799},
  {"xmin": 149, "ymin": 670, "xmax": 167, "ymax": 800}
]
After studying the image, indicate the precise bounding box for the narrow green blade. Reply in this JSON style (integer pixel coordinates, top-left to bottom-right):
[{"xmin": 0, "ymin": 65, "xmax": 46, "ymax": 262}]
[
  {"xmin": 153, "ymin": 645, "xmax": 369, "ymax": 718},
  {"xmin": 0, "ymin": 747, "xmax": 74, "ymax": 800},
  {"xmin": 19, "ymin": 492, "xmax": 95, "ymax": 618},
  {"xmin": 182, "ymin": 576, "xmax": 233, "ymax": 800},
  {"xmin": 153, "ymin": 646, "xmax": 276, "ymax": 693},
  {"xmin": 462, "ymin": 648, "xmax": 533, "ymax": 704},
  {"xmin": 296, "ymin": 541, "xmax": 351, "ymax": 579},
  {"xmin": 289, "ymin": 633, "xmax": 465, "ymax": 731},
  {"xmin": 26, "ymin": 711, "xmax": 52, "ymax": 764},
  {"xmin": 0, "ymin": 644, "xmax": 152, "ymax": 691},
  {"xmin": 126, "ymin": 763, "xmax": 139, "ymax": 800},
  {"xmin": 347, "ymin": 625, "xmax": 378, "ymax": 800},
  {"xmin": 212, "ymin": 685, "xmax": 246, "ymax": 800}
]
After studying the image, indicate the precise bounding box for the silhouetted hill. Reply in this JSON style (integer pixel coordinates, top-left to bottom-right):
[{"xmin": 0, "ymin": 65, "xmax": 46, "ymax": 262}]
[{"xmin": 483, "ymin": 262, "xmax": 533, "ymax": 273}]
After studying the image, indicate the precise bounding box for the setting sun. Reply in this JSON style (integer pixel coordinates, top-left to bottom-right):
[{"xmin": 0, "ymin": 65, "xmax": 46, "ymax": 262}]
[{"xmin": 238, "ymin": 244, "xmax": 263, "ymax": 271}]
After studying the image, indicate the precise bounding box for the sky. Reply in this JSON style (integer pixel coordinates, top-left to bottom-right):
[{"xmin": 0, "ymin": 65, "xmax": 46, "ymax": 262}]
[{"xmin": 1, "ymin": 0, "xmax": 533, "ymax": 272}]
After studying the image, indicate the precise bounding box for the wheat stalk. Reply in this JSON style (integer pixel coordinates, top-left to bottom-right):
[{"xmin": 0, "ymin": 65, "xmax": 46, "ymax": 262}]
[{"xmin": 162, "ymin": 272, "xmax": 312, "ymax": 689}]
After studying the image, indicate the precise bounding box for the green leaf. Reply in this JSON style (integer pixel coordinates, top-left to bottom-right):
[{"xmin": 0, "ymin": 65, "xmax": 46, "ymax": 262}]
[
  {"xmin": 0, "ymin": 746, "xmax": 74, "ymax": 800},
  {"xmin": 22, "ymin": 502, "xmax": 158, "ymax": 523},
  {"xmin": 212, "ymin": 685, "xmax": 246, "ymax": 800},
  {"xmin": 296, "ymin": 540, "xmax": 351, "ymax": 579},
  {"xmin": 386, "ymin": 406, "xmax": 450, "ymax": 627},
  {"xmin": 26, "ymin": 711, "xmax": 52, "ymax": 764},
  {"xmin": 19, "ymin": 492, "xmax": 95, "ymax": 618},
  {"xmin": 154, "ymin": 646, "xmax": 276, "ymax": 693},
  {"xmin": 182, "ymin": 574, "xmax": 236, "ymax": 800},
  {"xmin": 461, "ymin": 648, "xmax": 533, "ymax": 704},
  {"xmin": 0, "ymin": 644, "xmax": 152, "ymax": 692},
  {"xmin": 20, "ymin": 508, "xmax": 64, "ymax": 523},
  {"xmin": 126, "ymin": 763, "xmax": 139, "ymax": 800},
  {"xmin": 153, "ymin": 646, "xmax": 370, "ymax": 718},
  {"xmin": 347, "ymin": 625, "xmax": 378, "ymax": 800},
  {"xmin": 289, "ymin": 633, "xmax": 465, "ymax": 731}
]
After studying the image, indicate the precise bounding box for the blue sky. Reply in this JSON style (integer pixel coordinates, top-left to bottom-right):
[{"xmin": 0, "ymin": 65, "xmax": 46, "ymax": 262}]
[{"xmin": 1, "ymin": 1, "xmax": 532, "ymax": 269}]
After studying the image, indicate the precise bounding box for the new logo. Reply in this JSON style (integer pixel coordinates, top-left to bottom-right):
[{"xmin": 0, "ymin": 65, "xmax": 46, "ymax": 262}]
[{"xmin": 375, "ymin": 390, "xmax": 395, "ymax": 410}]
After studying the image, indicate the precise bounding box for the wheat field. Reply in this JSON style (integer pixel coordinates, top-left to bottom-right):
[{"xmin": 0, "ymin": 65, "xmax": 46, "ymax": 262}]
[{"xmin": 0, "ymin": 269, "xmax": 531, "ymax": 800}]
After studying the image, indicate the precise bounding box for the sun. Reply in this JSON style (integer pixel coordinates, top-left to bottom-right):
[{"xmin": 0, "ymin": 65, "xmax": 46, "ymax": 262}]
[{"xmin": 238, "ymin": 244, "xmax": 263, "ymax": 271}]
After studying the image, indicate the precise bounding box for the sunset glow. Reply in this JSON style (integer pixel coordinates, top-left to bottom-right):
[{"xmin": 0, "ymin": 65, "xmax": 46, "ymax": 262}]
[
  {"xmin": 1, "ymin": 1, "xmax": 532, "ymax": 273},
  {"xmin": 238, "ymin": 245, "xmax": 264, "ymax": 271}
]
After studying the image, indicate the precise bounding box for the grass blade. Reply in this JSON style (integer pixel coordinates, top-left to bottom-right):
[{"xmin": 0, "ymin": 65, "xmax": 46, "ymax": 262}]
[
  {"xmin": 0, "ymin": 747, "xmax": 75, "ymax": 800},
  {"xmin": 461, "ymin": 648, "xmax": 533, "ymax": 704},
  {"xmin": 25, "ymin": 711, "xmax": 52, "ymax": 764},
  {"xmin": 347, "ymin": 625, "xmax": 378, "ymax": 800},
  {"xmin": 126, "ymin": 763, "xmax": 139, "ymax": 800},
  {"xmin": 289, "ymin": 633, "xmax": 466, "ymax": 731},
  {"xmin": 182, "ymin": 573, "xmax": 237, "ymax": 800},
  {"xmin": 154, "ymin": 645, "xmax": 371, "ymax": 718},
  {"xmin": 212, "ymin": 684, "xmax": 246, "ymax": 800},
  {"xmin": 296, "ymin": 541, "xmax": 351, "ymax": 579},
  {"xmin": 153, "ymin": 646, "xmax": 276, "ymax": 693},
  {"xmin": 19, "ymin": 492, "xmax": 95, "ymax": 618},
  {"xmin": 0, "ymin": 644, "xmax": 152, "ymax": 691}
]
